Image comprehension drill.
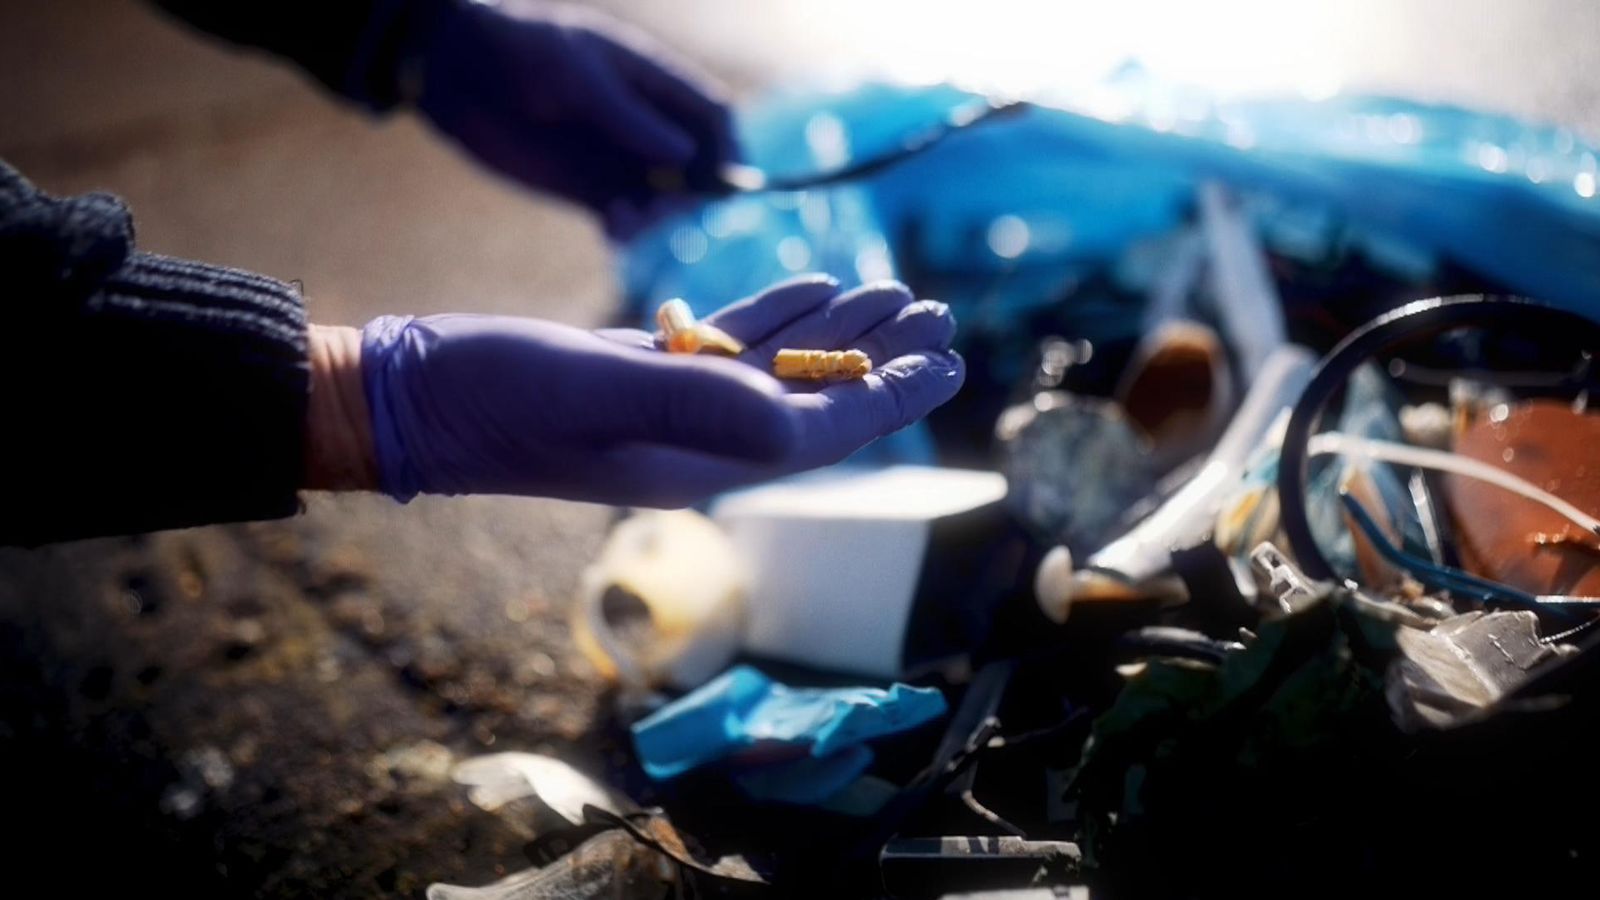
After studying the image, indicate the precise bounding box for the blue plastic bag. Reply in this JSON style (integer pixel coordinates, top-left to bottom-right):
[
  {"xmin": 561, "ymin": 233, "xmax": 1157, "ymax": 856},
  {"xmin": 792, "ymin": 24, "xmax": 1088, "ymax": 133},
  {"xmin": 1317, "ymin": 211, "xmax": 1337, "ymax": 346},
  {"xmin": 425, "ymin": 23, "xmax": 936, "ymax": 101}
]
[{"xmin": 622, "ymin": 73, "xmax": 1600, "ymax": 327}]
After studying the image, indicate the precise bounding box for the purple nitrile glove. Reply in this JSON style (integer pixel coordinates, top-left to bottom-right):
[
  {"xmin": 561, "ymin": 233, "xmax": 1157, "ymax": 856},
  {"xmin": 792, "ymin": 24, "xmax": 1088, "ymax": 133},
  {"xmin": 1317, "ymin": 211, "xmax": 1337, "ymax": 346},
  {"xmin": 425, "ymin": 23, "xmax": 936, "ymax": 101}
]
[
  {"xmin": 360, "ymin": 276, "xmax": 964, "ymax": 507},
  {"xmin": 408, "ymin": 0, "xmax": 737, "ymax": 239}
]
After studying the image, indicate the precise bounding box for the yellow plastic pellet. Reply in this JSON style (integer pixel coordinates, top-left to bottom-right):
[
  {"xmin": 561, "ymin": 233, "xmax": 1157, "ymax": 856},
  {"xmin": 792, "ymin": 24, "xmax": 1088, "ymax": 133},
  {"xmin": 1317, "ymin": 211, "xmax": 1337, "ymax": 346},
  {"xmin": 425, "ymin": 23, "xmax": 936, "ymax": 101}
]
[
  {"xmin": 655, "ymin": 299, "xmax": 745, "ymax": 356},
  {"xmin": 772, "ymin": 348, "xmax": 872, "ymax": 381}
]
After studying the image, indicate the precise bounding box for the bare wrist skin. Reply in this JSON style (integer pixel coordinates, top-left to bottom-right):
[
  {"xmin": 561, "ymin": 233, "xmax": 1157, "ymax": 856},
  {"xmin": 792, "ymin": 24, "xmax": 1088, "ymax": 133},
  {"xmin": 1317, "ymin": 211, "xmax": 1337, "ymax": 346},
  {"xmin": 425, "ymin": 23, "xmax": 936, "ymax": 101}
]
[{"xmin": 304, "ymin": 324, "xmax": 379, "ymax": 491}]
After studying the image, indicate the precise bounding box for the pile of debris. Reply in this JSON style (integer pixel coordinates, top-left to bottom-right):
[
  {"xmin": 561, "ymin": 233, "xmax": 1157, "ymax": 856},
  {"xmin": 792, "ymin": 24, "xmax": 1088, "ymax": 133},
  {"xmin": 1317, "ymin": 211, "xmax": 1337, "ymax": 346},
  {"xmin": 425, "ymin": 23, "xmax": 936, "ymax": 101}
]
[
  {"xmin": 426, "ymin": 289, "xmax": 1600, "ymax": 899},
  {"xmin": 432, "ymin": 76, "xmax": 1600, "ymax": 898}
]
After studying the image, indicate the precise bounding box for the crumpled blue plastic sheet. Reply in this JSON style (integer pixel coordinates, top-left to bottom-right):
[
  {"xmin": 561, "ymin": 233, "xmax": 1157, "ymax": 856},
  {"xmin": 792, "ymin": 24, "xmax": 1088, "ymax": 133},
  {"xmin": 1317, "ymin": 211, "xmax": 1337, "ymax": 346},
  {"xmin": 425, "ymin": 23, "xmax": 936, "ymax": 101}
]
[
  {"xmin": 623, "ymin": 70, "xmax": 1600, "ymax": 328},
  {"xmin": 727, "ymin": 745, "xmax": 876, "ymax": 806},
  {"xmin": 630, "ymin": 665, "xmax": 947, "ymax": 801}
]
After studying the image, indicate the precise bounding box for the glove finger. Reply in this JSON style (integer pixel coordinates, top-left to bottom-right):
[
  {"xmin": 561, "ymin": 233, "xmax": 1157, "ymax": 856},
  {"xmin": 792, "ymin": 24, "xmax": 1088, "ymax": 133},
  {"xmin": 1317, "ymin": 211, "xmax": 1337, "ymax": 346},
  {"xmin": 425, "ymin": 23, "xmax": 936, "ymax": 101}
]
[
  {"xmin": 783, "ymin": 351, "xmax": 966, "ymax": 467},
  {"xmin": 571, "ymin": 35, "xmax": 695, "ymax": 164},
  {"xmin": 752, "ymin": 281, "xmax": 915, "ymax": 358},
  {"xmin": 595, "ymin": 347, "xmax": 799, "ymax": 462},
  {"xmin": 852, "ymin": 300, "xmax": 957, "ymax": 366},
  {"xmin": 702, "ymin": 275, "xmax": 840, "ymax": 345}
]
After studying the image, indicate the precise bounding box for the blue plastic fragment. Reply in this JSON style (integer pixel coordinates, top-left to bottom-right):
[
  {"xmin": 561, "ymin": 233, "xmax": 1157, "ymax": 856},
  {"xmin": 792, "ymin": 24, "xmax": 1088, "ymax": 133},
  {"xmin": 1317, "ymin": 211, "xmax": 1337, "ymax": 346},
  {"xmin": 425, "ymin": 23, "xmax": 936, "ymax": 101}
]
[{"xmin": 630, "ymin": 665, "xmax": 948, "ymax": 782}]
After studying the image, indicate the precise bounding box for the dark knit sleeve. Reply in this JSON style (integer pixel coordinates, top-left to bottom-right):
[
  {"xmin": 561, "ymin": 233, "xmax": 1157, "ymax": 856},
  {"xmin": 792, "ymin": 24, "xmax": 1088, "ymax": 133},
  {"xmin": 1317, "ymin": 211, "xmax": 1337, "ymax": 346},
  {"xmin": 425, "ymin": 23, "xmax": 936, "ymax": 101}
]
[
  {"xmin": 149, "ymin": 0, "xmax": 448, "ymax": 111},
  {"xmin": 0, "ymin": 161, "xmax": 309, "ymax": 546}
]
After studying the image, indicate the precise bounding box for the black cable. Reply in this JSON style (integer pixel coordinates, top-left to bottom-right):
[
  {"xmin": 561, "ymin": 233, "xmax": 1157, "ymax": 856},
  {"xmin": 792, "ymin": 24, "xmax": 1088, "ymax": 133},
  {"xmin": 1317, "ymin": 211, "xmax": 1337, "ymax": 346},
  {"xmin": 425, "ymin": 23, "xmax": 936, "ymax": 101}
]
[{"xmin": 685, "ymin": 99, "xmax": 1032, "ymax": 196}]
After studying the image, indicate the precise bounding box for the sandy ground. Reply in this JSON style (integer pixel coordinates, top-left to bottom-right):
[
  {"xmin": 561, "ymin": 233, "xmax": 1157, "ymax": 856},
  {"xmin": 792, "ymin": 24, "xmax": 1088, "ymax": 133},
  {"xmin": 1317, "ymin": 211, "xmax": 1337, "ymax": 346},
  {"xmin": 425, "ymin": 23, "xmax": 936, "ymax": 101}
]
[{"xmin": 0, "ymin": 0, "xmax": 1596, "ymax": 896}]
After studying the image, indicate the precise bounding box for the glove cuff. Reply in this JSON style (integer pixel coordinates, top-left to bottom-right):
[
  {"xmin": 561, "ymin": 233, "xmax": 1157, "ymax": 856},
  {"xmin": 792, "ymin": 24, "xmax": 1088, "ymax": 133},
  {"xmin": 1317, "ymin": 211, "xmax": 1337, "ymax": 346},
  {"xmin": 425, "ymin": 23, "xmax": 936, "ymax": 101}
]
[{"xmin": 360, "ymin": 315, "xmax": 424, "ymax": 502}]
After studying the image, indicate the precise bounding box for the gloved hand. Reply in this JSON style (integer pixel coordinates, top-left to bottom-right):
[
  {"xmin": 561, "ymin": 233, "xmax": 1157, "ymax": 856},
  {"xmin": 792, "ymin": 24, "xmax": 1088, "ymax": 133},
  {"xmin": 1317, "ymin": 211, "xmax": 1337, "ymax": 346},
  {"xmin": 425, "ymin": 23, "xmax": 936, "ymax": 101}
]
[
  {"xmin": 360, "ymin": 277, "xmax": 963, "ymax": 507},
  {"xmin": 407, "ymin": 0, "xmax": 736, "ymax": 239}
]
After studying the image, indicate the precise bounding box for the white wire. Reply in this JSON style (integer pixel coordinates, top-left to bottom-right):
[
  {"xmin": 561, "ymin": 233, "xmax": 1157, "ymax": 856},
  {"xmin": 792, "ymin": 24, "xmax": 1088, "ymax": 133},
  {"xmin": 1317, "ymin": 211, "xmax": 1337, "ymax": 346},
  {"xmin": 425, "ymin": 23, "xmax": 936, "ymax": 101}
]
[{"xmin": 1307, "ymin": 432, "xmax": 1600, "ymax": 537}]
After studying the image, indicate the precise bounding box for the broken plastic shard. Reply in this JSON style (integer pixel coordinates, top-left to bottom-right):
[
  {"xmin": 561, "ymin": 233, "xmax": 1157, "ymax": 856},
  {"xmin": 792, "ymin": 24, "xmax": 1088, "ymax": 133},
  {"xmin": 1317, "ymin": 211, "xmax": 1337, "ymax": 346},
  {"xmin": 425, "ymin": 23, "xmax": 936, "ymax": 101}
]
[
  {"xmin": 452, "ymin": 752, "xmax": 626, "ymax": 825},
  {"xmin": 1249, "ymin": 542, "xmax": 1325, "ymax": 615},
  {"xmin": 427, "ymin": 829, "xmax": 677, "ymax": 900},
  {"xmin": 1388, "ymin": 610, "xmax": 1578, "ymax": 730},
  {"xmin": 1196, "ymin": 182, "xmax": 1287, "ymax": 383}
]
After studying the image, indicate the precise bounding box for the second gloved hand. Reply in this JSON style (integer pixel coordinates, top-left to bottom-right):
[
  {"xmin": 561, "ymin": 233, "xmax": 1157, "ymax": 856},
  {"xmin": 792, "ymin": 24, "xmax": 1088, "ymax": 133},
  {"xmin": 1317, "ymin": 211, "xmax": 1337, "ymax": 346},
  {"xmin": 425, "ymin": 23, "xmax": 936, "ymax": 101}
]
[
  {"xmin": 361, "ymin": 277, "xmax": 964, "ymax": 507},
  {"xmin": 407, "ymin": 0, "xmax": 737, "ymax": 239}
]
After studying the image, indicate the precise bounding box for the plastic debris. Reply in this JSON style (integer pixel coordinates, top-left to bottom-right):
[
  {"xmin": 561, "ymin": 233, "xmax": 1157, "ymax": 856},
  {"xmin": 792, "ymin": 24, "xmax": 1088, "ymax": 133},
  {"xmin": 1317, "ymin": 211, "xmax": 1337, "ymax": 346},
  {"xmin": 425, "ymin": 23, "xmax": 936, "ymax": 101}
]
[
  {"xmin": 1000, "ymin": 391, "xmax": 1157, "ymax": 557},
  {"xmin": 1398, "ymin": 402, "xmax": 1453, "ymax": 449},
  {"xmin": 631, "ymin": 665, "xmax": 947, "ymax": 786},
  {"xmin": 1299, "ymin": 365, "xmax": 1422, "ymax": 587},
  {"xmin": 1057, "ymin": 346, "xmax": 1314, "ymax": 604},
  {"xmin": 711, "ymin": 465, "xmax": 1009, "ymax": 677},
  {"xmin": 1389, "ymin": 610, "xmax": 1578, "ymax": 730},
  {"xmin": 729, "ymin": 744, "xmax": 875, "ymax": 806},
  {"xmin": 772, "ymin": 347, "xmax": 872, "ymax": 380},
  {"xmin": 1250, "ymin": 542, "xmax": 1324, "ymax": 615},
  {"xmin": 572, "ymin": 510, "xmax": 745, "ymax": 691},
  {"xmin": 1033, "ymin": 545, "xmax": 1075, "ymax": 623},
  {"xmin": 1195, "ymin": 182, "xmax": 1286, "ymax": 383},
  {"xmin": 656, "ymin": 297, "xmax": 744, "ymax": 356},
  {"xmin": 1114, "ymin": 319, "xmax": 1234, "ymax": 471},
  {"xmin": 452, "ymin": 752, "xmax": 626, "ymax": 825},
  {"xmin": 624, "ymin": 78, "xmax": 1600, "ymax": 350},
  {"xmin": 599, "ymin": 77, "xmax": 1600, "ymax": 899}
]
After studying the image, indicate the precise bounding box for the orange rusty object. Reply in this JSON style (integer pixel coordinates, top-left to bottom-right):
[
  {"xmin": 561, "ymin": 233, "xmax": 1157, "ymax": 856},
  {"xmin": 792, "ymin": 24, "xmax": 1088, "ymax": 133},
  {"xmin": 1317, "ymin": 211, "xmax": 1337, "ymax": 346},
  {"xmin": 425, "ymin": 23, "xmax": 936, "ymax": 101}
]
[{"xmin": 1446, "ymin": 400, "xmax": 1600, "ymax": 596}]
